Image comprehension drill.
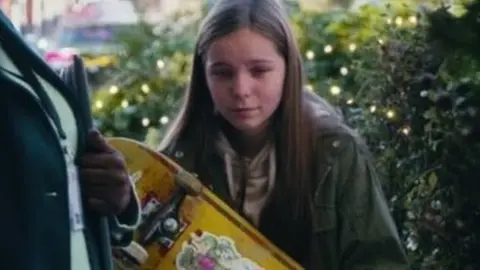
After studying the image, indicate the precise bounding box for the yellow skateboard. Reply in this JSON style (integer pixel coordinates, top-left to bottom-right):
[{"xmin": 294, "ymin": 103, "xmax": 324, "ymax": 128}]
[{"xmin": 107, "ymin": 137, "xmax": 303, "ymax": 270}]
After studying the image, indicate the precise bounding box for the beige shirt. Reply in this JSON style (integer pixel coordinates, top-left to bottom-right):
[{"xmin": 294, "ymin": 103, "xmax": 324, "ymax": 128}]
[
  {"xmin": 215, "ymin": 133, "xmax": 276, "ymax": 227},
  {"xmin": 0, "ymin": 47, "xmax": 91, "ymax": 270}
]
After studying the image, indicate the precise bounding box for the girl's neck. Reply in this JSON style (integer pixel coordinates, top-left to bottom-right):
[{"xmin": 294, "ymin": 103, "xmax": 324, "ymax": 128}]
[{"xmin": 220, "ymin": 120, "xmax": 270, "ymax": 158}]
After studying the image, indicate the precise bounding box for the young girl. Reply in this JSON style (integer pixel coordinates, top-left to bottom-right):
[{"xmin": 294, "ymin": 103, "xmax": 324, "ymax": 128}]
[{"xmin": 159, "ymin": 0, "xmax": 408, "ymax": 268}]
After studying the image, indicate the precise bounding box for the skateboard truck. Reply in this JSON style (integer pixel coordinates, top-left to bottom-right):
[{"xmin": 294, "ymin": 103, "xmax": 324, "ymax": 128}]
[
  {"xmin": 137, "ymin": 170, "xmax": 202, "ymax": 247},
  {"xmin": 114, "ymin": 170, "xmax": 203, "ymax": 268}
]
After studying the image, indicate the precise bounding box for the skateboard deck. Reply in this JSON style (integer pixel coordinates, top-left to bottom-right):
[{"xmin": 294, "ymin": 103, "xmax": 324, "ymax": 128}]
[{"xmin": 107, "ymin": 137, "xmax": 303, "ymax": 270}]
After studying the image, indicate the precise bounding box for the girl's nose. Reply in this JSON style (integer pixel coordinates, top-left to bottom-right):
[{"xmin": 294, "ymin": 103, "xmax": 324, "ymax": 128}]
[{"xmin": 231, "ymin": 72, "xmax": 252, "ymax": 98}]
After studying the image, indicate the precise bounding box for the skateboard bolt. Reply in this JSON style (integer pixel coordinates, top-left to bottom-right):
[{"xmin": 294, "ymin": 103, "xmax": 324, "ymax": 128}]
[{"xmin": 162, "ymin": 218, "xmax": 179, "ymax": 234}]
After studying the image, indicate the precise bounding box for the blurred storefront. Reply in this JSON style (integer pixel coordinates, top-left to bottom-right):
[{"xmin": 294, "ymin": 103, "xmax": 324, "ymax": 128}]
[
  {"xmin": 1, "ymin": 0, "xmax": 72, "ymax": 34},
  {"xmin": 0, "ymin": 0, "xmax": 11, "ymax": 16}
]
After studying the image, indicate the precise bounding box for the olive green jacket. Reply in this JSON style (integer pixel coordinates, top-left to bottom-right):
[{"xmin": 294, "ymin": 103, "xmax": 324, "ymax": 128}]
[{"xmin": 162, "ymin": 91, "xmax": 409, "ymax": 270}]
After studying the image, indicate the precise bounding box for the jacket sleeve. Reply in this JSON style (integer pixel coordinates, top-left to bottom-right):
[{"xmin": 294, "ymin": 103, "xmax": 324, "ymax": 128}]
[
  {"xmin": 334, "ymin": 136, "xmax": 409, "ymax": 270},
  {"xmin": 109, "ymin": 180, "xmax": 142, "ymax": 246}
]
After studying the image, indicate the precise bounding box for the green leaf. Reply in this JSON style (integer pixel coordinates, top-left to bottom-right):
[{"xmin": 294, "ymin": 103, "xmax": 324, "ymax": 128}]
[
  {"xmin": 428, "ymin": 172, "xmax": 438, "ymax": 192},
  {"xmin": 423, "ymin": 108, "xmax": 438, "ymax": 120}
]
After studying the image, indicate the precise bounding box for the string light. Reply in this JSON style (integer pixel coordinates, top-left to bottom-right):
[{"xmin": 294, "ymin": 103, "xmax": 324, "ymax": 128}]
[
  {"xmin": 348, "ymin": 43, "xmax": 356, "ymax": 52},
  {"xmin": 347, "ymin": 99, "xmax": 354, "ymax": 105},
  {"xmin": 408, "ymin": 15, "xmax": 417, "ymax": 25},
  {"xmin": 160, "ymin": 116, "xmax": 169, "ymax": 125},
  {"xmin": 109, "ymin": 85, "xmax": 119, "ymax": 94},
  {"xmin": 121, "ymin": 100, "xmax": 129, "ymax": 108},
  {"xmin": 157, "ymin": 59, "xmax": 165, "ymax": 69},
  {"xmin": 141, "ymin": 83, "xmax": 150, "ymax": 94},
  {"xmin": 305, "ymin": 84, "xmax": 314, "ymax": 91},
  {"xmin": 370, "ymin": 105, "xmax": 377, "ymax": 113},
  {"xmin": 401, "ymin": 126, "xmax": 411, "ymax": 135},
  {"xmin": 330, "ymin": 85, "xmax": 341, "ymax": 95},
  {"xmin": 340, "ymin": 67, "xmax": 349, "ymax": 75},
  {"xmin": 306, "ymin": 50, "xmax": 315, "ymax": 60},
  {"xmin": 95, "ymin": 100, "xmax": 103, "ymax": 109},
  {"xmin": 386, "ymin": 18, "xmax": 392, "ymax": 24},
  {"xmin": 386, "ymin": 109, "xmax": 395, "ymax": 119},
  {"xmin": 395, "ymin": 17, "xmax": 403, "ymax": 26},
  {"xmin": 142, "ymin": 118, "xmax": 150, "ymax": 127},
  {"xmin": 324, "ymin": 45, "xmax": 333, "ymax": 54}
]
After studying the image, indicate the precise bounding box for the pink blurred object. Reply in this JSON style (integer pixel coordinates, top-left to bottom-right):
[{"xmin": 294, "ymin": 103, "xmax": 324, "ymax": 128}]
[{"xmin": 44, "ymin": 47, "xmax": 78, "ymax": 69}]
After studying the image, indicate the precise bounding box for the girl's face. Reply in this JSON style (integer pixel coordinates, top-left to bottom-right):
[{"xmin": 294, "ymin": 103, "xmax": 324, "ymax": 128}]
[{"xmin": 205, "ymin": 28, "xmax": 286, "ymax": 135}]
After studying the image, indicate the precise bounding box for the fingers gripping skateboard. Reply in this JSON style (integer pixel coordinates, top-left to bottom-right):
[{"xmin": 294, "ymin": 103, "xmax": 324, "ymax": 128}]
[{"xmin": 116, "ymin": 241, "xmax": 149, "ymax": 269}]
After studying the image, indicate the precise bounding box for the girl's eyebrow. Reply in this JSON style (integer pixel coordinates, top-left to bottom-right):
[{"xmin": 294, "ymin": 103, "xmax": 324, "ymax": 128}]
[{"xmin": 208, "ymin": 58, "xmax": 275, "ymax": 68}]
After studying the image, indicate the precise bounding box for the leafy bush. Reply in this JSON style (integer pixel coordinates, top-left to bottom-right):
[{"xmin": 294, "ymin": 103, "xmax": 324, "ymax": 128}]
[
  {"xmin": 92, "ymin": 13, "xmax": 199, "ymax": 141},
  {"xmin": 351, "ymin": 1, "xmax": 480, "ymax": 268}
]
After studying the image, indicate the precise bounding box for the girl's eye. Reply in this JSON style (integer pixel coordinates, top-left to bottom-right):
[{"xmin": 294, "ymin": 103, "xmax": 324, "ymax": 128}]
[
  {"xmin": 210, "ymin": 69, "xmax": 233, "ymax": 78},
  {"xmin": 250, "ymin": 67, "xmax": 271, "ymax": 77}
]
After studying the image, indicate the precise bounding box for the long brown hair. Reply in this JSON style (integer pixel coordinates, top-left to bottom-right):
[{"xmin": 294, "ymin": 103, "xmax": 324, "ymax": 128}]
[{"xmin": 160, "ymin": 0, "xmax": 316, "ymax": 263}]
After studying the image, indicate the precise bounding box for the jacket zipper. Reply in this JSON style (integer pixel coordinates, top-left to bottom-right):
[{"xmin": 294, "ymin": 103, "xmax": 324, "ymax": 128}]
[
  {"xmin": 322, "ymin": 165, "xmax": 332, "ymax": 184},
  {"xmin": 313, "ymin": 165, "xmax": 332, "ymax": 205}
]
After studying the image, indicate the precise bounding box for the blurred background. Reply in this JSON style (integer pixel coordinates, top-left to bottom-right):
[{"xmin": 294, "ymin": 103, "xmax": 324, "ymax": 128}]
[{"xmin": 2, "ymin": 0, "xmax": 480, "ymax": 269}]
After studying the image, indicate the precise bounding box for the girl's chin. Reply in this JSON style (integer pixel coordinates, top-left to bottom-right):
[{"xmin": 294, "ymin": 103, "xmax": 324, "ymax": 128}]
[{"xmin": 229, "ymin": 119, "xmax": 269, "ymax": 135}]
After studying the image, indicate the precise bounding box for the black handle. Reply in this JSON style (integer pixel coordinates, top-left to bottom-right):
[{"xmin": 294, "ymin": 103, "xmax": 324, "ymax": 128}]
[{"xmin": 68, "ymin": 56, "xmax": 114, "ymax": 270}]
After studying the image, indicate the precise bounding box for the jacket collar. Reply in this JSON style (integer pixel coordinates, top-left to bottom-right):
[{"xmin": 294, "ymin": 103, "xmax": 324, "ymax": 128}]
[
  {"xmin": 0, "ymin": 12, "xmax": 79, "ymax": 110},
  {"xmin": 162, "ymin": 134, "xmax": 235, "ymax": 205}
]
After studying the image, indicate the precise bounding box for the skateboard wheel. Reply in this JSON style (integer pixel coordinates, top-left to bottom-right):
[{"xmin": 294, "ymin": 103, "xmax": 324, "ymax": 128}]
[
  {"xmin": 120, "ymin": 241, "xmax": 149, "ymax": 265},
  {"xmin": 163, "ymin": 217, "xmax": 179, "ymax": 234},
  {"xmin": 175, "ymin": 170, "xmax": 203, "ymax": 196}
]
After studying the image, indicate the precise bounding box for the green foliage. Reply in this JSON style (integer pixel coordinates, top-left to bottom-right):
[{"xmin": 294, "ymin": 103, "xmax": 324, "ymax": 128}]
[
  {"xmin": 92, "ymin": 13, "xmax": 199, "ymax": 141},
  {"xmin": 92, "ymin": 0, "xmax": 480, "ymax": 268},
  {"xmin": 351, "ymin": 1, "xmax": 480, "ymax": 268}
]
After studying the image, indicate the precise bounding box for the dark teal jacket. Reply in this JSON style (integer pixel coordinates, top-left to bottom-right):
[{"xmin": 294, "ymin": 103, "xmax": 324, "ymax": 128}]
[
  {"xmin": 0, "ymin": 12, "xmax": 137, "ymax": 270},
  {"xmin": 161, "ymin": 91, "xmax": 410, "ymax": 269}
]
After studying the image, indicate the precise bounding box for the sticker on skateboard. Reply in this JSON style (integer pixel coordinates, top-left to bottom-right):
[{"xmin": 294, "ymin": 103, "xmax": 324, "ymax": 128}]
[
  {"xmin": 175, "ymin": 231, "xmax": 265, "ymax": 270},
  {"xmin": 140, "ymin": 192, "xmax": 162, "ymax": 218}
]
